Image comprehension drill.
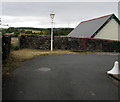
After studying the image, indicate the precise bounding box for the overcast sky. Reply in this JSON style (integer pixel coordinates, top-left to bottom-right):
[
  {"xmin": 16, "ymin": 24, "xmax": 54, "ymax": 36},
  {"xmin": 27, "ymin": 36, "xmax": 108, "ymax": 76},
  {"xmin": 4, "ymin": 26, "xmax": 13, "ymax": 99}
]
[{"xmin": 1, "ymin": 1, "xmax": 119, "ymax": 28}]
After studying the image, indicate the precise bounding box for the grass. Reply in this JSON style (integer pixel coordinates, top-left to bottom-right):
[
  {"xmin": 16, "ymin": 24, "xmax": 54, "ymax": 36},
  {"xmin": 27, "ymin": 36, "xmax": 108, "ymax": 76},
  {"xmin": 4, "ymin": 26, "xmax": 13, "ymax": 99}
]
[
  {"xmin": 2, "ymin": 49, "xmax": 92, "ymax": 75},
  {"xmin": 24, "ymin": 29, "xmax": 41, "ymax": 33},
  {"xmin": 11, "ymin": 49, "xmax": 92, "ymax": 60},
  {"xmin": 11, "ymin": 37, "xmax": 19, "ymax": 44},
  {"xmin": 11, "ymin": 37, "xmax": 19, "ymax": 50}
]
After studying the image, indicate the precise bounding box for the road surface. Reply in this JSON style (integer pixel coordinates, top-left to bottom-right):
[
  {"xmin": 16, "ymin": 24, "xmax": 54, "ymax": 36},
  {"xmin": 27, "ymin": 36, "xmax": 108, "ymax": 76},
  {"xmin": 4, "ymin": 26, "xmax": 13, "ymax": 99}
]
[{"xmin": 3, "ymin": 54, "xmax": 119, "ymax": 100}]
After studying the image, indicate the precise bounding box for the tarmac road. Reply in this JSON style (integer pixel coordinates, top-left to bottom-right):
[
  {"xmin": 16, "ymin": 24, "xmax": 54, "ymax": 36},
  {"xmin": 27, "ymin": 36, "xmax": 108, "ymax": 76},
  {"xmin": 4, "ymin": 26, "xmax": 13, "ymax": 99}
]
[{"xmin": 2, "ymin": 54, "xmax": 119, "ymax": 100}]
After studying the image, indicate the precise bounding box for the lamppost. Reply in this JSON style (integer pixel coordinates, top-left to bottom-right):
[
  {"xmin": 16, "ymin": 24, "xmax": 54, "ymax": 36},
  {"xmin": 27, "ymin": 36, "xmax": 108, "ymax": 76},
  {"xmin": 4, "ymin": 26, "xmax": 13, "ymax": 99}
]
[{"xmin": 50, "ymin": 12, "xmax": 55, "ymax": 51}]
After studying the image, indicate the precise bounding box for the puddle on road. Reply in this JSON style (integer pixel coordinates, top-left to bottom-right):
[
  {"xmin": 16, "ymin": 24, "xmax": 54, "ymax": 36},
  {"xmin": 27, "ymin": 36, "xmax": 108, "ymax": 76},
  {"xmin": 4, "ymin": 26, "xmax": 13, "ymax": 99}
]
[{"xmin": 37, "ymin": 67, "xmax": 51, "ymax": 72}]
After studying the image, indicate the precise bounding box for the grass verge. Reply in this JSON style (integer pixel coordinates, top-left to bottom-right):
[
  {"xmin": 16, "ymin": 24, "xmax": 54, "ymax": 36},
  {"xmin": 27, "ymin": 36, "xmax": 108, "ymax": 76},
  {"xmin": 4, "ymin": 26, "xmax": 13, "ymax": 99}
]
[{"xmin": 2, "ymin": 49, "xmax": 92, "ymax": 75}]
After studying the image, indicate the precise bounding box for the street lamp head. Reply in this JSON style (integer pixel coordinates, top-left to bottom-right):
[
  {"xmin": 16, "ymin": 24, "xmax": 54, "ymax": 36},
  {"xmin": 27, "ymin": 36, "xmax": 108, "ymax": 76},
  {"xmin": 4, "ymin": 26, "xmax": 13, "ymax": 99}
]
[{"xmin": 50, "ymin": 13, "xmax": 55, "ymax": 20}]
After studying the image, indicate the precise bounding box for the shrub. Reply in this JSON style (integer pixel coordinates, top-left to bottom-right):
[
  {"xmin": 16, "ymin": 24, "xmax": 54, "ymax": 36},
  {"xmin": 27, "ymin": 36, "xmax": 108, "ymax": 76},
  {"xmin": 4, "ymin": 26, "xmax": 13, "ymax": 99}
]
[{"xmin": 11, "ymin": 44, "xmax": 19, "ymax": 50}]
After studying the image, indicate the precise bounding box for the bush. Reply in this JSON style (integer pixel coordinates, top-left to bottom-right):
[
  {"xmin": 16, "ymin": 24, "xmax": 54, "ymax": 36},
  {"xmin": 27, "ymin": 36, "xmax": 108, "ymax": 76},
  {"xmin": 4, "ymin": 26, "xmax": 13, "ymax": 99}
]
[{"xmin": 11, "ymin": 44, "xmax": 19, "ymax": 50}]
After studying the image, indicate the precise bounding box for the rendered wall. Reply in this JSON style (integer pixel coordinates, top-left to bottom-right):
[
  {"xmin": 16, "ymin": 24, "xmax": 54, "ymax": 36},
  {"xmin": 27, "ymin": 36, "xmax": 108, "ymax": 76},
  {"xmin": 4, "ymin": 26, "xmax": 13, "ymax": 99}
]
[{"xmin": 94, "ymin": 19, "xmax": 119, "ymax": 41}]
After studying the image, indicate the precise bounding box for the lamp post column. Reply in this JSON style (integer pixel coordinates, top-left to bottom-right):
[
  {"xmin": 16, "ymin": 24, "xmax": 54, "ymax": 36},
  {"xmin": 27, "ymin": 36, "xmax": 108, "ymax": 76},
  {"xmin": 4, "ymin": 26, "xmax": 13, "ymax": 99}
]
[
  {"xmin": 50, "ymin": 13, "xmax": 55, "ymax": 51},
  {"xmin": 51, "ymin": 19, "xmax": 53, "ymax": 51}
]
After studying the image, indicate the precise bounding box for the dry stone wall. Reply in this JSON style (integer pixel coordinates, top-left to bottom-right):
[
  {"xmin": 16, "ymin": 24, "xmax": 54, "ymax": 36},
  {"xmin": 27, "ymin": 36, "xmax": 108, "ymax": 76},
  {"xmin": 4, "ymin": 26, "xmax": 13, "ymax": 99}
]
[
  {"xmin": 2, "ymin": 35, "xmax": 11, "ymax": 61},
  {"xmin": 20, "ymin": 35, "xmax": 120, "ymax": 52}
]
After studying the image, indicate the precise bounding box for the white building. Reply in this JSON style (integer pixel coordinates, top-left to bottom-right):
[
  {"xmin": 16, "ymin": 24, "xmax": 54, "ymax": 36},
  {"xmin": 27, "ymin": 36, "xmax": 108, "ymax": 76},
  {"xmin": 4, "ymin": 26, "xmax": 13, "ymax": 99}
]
[{"xmin": 68, "ymin": 14, "xmax": 120, "ymax": 41}]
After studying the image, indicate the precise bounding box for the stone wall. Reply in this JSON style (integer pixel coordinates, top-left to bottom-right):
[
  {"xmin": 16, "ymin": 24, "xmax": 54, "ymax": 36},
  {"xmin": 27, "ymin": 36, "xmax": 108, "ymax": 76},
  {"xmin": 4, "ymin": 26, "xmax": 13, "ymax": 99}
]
[
  {"xmin": 2, "ymin": 35, "xmax": 11, "ymax": 61},
  {"xmin": 20, "ymin": 35, "xmax": 120, "ymax": 52}
]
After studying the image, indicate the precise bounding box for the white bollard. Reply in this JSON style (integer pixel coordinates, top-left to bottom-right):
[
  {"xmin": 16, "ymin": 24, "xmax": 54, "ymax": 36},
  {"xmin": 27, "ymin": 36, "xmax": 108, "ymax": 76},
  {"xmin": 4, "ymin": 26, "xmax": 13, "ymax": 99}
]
[{"xmin": 107, "ymin": 61, "xmax": 120, "ymax": 75}]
